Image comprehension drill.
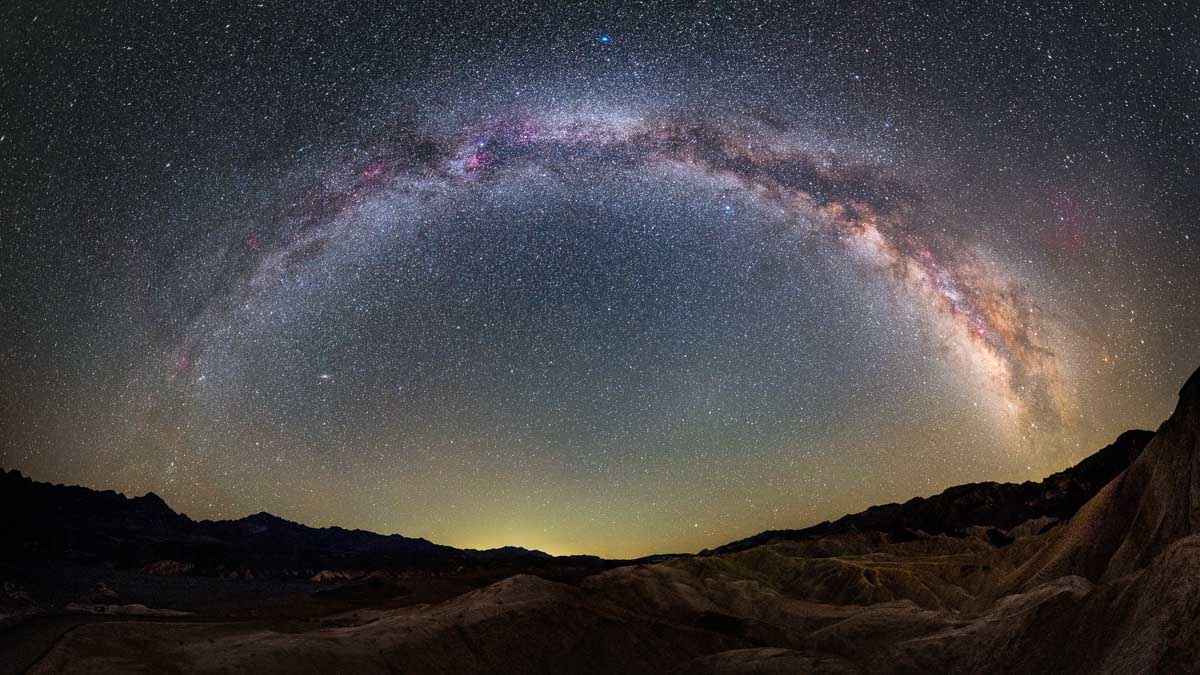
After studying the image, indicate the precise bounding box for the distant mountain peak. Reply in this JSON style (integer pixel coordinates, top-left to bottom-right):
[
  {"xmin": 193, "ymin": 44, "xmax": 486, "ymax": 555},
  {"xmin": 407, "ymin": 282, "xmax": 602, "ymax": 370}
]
[
  {"xmin": 465, "ymin": 546, "xmax": 553, "ymax": 560},
  {"xmin": 133, "ymin": 491, "xmax": 170, "ymax": 509},
  {"xmin": 238, "ymin": 511, "xmax": 291, "ymax": 525}
]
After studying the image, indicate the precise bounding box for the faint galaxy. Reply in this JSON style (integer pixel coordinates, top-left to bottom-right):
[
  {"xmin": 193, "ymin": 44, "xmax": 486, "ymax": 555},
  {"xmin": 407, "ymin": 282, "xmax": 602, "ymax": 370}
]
[{"xmin": 1, "ymin": 2, "xmax": 1198, "ymax": 557}]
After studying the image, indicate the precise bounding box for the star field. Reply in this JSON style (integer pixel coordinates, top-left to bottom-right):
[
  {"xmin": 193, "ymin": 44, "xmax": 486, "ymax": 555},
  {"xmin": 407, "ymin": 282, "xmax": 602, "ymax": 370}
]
[{"xmin": 1, "ymin": 1, "xmax": 1198, "ymax": 557}]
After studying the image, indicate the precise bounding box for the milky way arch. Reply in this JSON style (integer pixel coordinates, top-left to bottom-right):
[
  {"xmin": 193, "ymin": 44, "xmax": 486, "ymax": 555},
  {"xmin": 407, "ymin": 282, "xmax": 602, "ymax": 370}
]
[{"xmin": 159, "ymin": 109, "xmax": 1073, "ymax": 439}]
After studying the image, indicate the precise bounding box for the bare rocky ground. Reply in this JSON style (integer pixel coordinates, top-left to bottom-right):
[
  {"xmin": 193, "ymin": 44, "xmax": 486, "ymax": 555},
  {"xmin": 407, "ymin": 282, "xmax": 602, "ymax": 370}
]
[{"xmin": 6, "ymin": 366, "xmax": 1200, "ymax": 674}]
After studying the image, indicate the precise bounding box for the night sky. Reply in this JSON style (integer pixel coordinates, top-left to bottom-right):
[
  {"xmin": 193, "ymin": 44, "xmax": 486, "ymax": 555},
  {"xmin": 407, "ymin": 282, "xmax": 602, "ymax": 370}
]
[{"xmin": 2, "ymin": 2, "xmax": 1198, "ymax": 558}]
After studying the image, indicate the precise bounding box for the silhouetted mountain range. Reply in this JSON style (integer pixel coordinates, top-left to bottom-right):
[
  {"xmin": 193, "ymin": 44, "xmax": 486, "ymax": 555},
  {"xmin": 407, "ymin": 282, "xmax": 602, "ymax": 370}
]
[
  {"xmin": 0, "ymin": 470, "xmax": 576, "ymax": 581},
  {"xmin": 709, "ymin": 428, "xmax": 1155, "ymax": 554}
]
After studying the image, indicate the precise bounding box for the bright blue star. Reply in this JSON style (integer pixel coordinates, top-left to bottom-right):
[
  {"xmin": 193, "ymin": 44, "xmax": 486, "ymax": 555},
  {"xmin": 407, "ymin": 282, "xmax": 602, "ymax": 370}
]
[
  {"xmin": 722, "ymin": 203, "xmax": 734, "ymax": 214},
  {"xmin": 598, "ymin": 34, "xmax": 611, "ymax": 44}
]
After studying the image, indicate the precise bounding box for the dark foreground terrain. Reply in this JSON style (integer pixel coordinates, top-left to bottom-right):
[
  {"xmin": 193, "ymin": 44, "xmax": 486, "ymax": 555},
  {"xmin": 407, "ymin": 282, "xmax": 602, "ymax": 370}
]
[{"xmin": 4, "ymin": 366, "xmax": 1200, "ymax": 674}]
